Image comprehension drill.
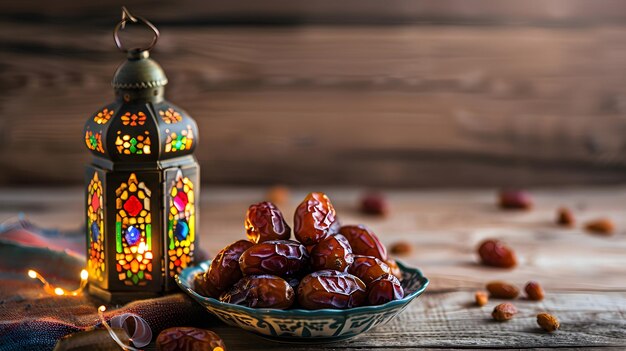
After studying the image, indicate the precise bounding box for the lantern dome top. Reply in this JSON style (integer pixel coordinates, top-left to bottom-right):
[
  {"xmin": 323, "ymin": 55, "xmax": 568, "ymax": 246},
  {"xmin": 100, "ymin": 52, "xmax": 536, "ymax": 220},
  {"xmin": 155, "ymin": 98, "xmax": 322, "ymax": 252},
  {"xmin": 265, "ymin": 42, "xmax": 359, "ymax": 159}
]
[
  {"xmin": 83, "ymin": 7, "xmax": 198, "ymax": 164},
  {"xmin": 112, "ymin": 50, "xmax": 168, "ymax": 90},
  {"xmin": 83, "ymin": 53, "xmax": 198, "ymax": 163}
]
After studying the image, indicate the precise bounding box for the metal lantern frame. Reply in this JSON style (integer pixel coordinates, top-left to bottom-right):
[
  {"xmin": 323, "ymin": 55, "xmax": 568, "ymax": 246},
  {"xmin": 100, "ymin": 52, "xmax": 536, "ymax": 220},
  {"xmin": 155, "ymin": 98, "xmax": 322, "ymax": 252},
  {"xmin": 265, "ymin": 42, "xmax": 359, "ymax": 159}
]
[{"xmin": 84, "ymin": 8, "xmax": 199, "ymax": 303}]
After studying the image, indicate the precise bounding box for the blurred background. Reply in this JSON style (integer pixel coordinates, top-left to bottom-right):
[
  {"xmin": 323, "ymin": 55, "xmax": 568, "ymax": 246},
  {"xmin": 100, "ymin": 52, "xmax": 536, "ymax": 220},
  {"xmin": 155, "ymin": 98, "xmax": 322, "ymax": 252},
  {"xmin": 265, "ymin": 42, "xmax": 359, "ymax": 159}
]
[{"xmin": 1, "ymin": 0, "xmax": 626, "ymax": 188}]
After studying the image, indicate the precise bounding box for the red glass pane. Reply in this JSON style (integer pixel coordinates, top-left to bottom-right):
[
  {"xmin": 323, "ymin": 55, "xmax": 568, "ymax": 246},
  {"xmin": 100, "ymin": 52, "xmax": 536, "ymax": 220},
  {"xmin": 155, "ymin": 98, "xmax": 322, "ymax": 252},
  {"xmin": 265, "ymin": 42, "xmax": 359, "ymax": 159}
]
[
  {"xmin": 91, "ymin": 192, "xmax": 100, "ymax": 212},
  {"xmin": 173, "ymin": 191, "xmax": 188, "ymax": 212},
  {"xmin": 123, "ymin": 195, "xmax": 143, "ymax": 217}
]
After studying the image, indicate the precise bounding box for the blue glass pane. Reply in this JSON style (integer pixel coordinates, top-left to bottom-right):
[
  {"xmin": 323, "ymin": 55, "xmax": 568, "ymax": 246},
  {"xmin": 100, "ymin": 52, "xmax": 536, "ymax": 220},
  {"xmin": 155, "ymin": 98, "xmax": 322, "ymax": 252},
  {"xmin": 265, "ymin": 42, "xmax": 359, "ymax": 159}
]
[
  {"xmin": 174, "ymin": 220, "xmax": 189, "ymax": 241},
  {"xmin": 125, "ymin": 225, "xmax": 141, "ymax": 246},
  {"xmin": 91, "ymin": 222, "xmax": 100, "ymax": 242}
]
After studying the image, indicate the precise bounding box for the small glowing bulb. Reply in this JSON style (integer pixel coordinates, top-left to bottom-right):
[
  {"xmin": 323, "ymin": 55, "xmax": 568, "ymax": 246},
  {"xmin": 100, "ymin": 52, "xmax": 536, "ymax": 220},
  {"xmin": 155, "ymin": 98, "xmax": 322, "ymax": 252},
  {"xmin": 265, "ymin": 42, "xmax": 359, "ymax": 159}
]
[
  {"xmin": 99, "ymin": 305, "xmax": 106, "ymax": 312},
  {"xmin": 27, "ymin": 267, "xmax": 88, "ymax": 297}
]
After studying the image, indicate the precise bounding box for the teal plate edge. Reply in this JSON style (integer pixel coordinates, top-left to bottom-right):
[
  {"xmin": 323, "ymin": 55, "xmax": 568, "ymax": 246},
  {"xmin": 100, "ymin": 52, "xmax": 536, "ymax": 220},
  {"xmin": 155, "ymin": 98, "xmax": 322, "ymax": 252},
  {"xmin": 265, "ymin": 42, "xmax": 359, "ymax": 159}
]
[{"xmin": 177, "ymin": 259, "xmax": 429, "ymax": 318}]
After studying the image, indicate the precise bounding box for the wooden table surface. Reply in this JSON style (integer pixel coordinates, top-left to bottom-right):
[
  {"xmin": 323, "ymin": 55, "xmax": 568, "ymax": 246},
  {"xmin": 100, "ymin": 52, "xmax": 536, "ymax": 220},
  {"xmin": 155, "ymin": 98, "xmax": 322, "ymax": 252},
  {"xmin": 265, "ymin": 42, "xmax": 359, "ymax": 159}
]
[{"xmin": 1, "ymin": 186, "xmax": 625, "ymax": 350}]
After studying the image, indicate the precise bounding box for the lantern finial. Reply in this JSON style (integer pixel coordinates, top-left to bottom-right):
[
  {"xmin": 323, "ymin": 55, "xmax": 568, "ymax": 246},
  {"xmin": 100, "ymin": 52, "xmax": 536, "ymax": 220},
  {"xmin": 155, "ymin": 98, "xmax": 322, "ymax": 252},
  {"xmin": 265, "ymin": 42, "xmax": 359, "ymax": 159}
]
[
  {"xmin": 113, "ymin": 7, "xmax": 160, "ymax": 53},
  {"xmin": 111, "ymin": 8, "xmax": 167, "ymax": 102}
]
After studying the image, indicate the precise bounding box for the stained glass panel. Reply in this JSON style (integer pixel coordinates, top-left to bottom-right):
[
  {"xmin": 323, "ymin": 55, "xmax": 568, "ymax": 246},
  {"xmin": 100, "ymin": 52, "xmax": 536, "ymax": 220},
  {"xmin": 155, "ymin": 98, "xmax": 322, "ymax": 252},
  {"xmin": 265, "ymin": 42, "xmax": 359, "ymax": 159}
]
[
  {"xmin": 167, "ymin": 170, "xmax": 195, "ymax": 276},
  {"xmin": 115, "ymin": 131, "xmax": 151, "ymax": 155},
  {"xmin": 159, "ymin": 108, "xmax": 182, "ymax": 124},
  {"xmin": 115, "ymin": 173, "xmax": 153, "ymax": 286},
  {"xmin": 93, "ymin": 108, "xmax": 114, "ymax": 125},
  {"xmin": 87, "ymin": 172, "xmax": 105, "ymax": 281},
  {"xmin": 121, "ymin": 111, "xmax": 147, "ymax": 126},
  {"xmin": 165, "ymin": 125, "xmax": 194, "ymax": 153},
  {"xmin": 85, "ymin": 130, "xmax": 105, "ymax": 153}
]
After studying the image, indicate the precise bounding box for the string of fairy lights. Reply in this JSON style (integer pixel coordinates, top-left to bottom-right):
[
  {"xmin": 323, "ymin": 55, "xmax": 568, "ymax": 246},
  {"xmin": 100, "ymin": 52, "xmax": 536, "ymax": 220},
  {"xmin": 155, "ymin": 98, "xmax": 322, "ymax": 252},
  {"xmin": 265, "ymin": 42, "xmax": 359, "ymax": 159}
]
[
  {"xmin": 27, "ymin": 269, "xmax": 89, "ymax": 296},
  {"xmin": 26, "ymin": 269, "xmax": 144, "ymax": 351}
]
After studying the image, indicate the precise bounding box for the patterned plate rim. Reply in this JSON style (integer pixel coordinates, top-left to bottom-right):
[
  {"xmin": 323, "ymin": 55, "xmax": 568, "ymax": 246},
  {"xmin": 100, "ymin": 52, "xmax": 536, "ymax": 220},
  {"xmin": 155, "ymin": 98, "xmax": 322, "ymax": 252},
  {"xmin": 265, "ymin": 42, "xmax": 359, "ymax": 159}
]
[{"xmin": 176, "ymin": 259, "xmax": 429, "ymax": 317}]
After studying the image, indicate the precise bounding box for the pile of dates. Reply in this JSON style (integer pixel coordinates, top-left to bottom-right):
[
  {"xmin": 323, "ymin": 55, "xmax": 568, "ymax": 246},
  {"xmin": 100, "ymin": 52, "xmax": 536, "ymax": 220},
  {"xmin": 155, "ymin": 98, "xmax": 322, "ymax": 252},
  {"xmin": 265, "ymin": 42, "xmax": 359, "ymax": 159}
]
[{"xmin": 195, "ymin": 192, "xmax": 405, "ymax": 310}]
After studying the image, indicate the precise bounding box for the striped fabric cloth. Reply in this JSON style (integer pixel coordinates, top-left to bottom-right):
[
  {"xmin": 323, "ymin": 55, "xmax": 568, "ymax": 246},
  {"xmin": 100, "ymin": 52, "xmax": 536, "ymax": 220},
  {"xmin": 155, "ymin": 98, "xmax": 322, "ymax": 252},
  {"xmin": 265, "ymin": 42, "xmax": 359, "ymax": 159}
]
[{"xmin": 0, "ymin": 220, "xmax": 209, "ymax": 351}]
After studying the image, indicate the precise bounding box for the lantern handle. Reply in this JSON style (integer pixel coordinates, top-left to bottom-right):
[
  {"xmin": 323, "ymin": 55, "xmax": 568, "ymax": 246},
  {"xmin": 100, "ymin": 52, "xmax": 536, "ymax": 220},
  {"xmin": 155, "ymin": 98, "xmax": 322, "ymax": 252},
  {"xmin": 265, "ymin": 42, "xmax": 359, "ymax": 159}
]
[{"xmin": 113, "ymin": 7, "xmax": 160, "ymax": 53}]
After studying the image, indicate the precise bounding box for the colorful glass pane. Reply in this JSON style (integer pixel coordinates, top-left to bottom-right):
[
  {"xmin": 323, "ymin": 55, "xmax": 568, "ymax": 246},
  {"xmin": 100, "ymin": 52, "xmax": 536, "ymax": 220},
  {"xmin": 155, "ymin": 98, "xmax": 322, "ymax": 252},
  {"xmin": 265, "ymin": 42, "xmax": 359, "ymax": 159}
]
[
  {"xmin": 91, "ymin": 221, "xmax": 100, "ymax": 242},
  {"xmin": 164, "ymin": 125, "xmax": 194, "ymax": 153},
  {"xmin": 115, "ymin": 173, "xmax": 153, "ymax": 286},
  {"xmin": 91, "ymin": 191, "xmax": 100, "ymax": 212},
  {"xmin": 121, "ymin": 111, "xmax": 147, "ymax": 126},
  {"xmin": 173, "ymin": 191, "xmax": 187, "ymax": 212},
  {"xmin": 159, "ymin": 108, "xmax": 182, "ymax": 124},
  {"xmin": 85, "ymin": 130, "xmax": 105, "ymax": 153},
  {"xmin": 93, "ymin": 108, "xmax": 114, "ymax": 125},
  {"xmin": 167, "ymin": 170, "xmax": 195, "ymax": 277},
  {"xmin": 123, "ymin": 195, "xmax": 143, "ymax": 217},
  {"xmin": 125, "ymin": 225, "xmax": 141, "ymax": 246},
  {"xmin": 115, "ymin": 131, "xmax": 151, "ymax": 155},
  {"xmin": 174, "ymin": 220, "xmax": 189, "ymax": 241},
  {"xmin": 87, "ymin": 172, "xmax": 105, "ymax": 281}
]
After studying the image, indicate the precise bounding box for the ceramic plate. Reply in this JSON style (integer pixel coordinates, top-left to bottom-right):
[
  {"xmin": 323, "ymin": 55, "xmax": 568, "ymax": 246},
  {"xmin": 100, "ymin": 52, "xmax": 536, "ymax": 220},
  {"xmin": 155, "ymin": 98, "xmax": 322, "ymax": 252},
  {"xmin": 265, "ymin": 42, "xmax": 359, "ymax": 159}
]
[{"xmin": 177, "ymin": 259, "xmax": 428, "ymax": 343}]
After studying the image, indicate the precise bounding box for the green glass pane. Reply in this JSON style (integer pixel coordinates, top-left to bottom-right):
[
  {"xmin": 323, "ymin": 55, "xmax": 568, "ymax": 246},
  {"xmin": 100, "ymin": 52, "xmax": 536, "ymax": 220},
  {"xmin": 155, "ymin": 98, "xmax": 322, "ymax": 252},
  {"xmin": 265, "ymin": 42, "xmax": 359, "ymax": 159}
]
[
  {"xmin": 116, "ymin": 222, "xmax": 122, "ymax": 253},
  {"xmin": 138, "ymin": 271, "xmax": 144, "ymax": 279},
  {"xmin": 130, "ymin": 138, "xmax": 137, "ymax": 145},
  {"xmin": 132, "ymin": 274, "xmax": 139, "ymax": 285},
  {"xmin": 168, "ymin": 221, "xmax": 175, "ymax": 250},
  {"xmin": 130, "ymin": 145, "xmax": 137, "ymax": 153},
  {"xmin": 146, "ymin": 224, "xmax": 152, "ymax": 251},
  {"xmin": 126, "ymin": 270, "xmax": 132, "ymax": 278}
]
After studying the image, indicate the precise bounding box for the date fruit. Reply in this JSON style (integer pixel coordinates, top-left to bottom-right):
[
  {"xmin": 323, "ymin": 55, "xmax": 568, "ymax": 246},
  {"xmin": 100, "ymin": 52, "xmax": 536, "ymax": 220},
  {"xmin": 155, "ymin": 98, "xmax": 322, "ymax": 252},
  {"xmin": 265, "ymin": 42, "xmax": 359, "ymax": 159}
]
[
  {"xmin": 389, "ymin": 241, "xmax": 412, "ymax": 256},
  {"xmin": 584, "ymin": 218, "xmax": 615, "ymax": 236},
  {"xmin": 156, "ymin": 327, "xmax": 226, "ymax": 351},
  {"xmin": 486, "ymin": 281, "xmax": 520, "ymax": 299},
  {"xmin": 368, "ymin": 273, "xmax": 404, "ymax": 305},
  {"xmin": 310, "ymin": 234, "xmax": 354, "ymax": 271},
  {"xmin": 348, "ymin": 255, "xmax": 391, "ymax": 285},
  {"xmin": 524, "ymin": 281, "xmax": 545, "ymax": 301},
  {"xmin": 194, "ymin": 273, "xmax": 212, "ymax": 298},
  {"xmin": 499, "ymin": 189, "xmax": 533, "ymax": 210},
  {"xmin": 220, "ymin": 275, "xmax": 295, "ymax": 309},
  {"xmin": 339, "ymin": 225, "xmax": 387, "ymax": 261},
  {"xmin": 199, "ymin": 240, "xmax": 254, "ymax": 297},
  {"xmin": 239, "ymin": 240, "xmax": 308, "ymax": 278},
  {"xmin": 492, "ymin": 302, "xmax": 518, "ymax": 321},
  {"xmin": 556, "ymin": 207, "xmax": 575, "ymax": 227},
  {"xmin": 297, "ymin": 270, "xmax": 367, "ymax": 309},
  {"xmin": 475, "ymin": 291, "xmax": 488, "ymax": 306},
  {"xmin": 245, "ymin": 201, "xmax": 291, "ymax": 243},
  {"xmin": 360, "ymin": 192, "xmax": 388, "ymax": 216},
  {"xmin": 266, "ymin": 185, "xmax": 289, "ymax": 206},
  {"xmin": 537, "ymin": 312, "xmax": 560, "ymax": 332},
  {"xmin": 477, "ymin": 239, "xmax": 517, "ymax": 268},
  {"xmin": 294, "ymin": 192, "xmax": 337, "ymax": 245},
  {"xmin": 385, "ymin": 258, "xmax": 403, "ymax": 280}
]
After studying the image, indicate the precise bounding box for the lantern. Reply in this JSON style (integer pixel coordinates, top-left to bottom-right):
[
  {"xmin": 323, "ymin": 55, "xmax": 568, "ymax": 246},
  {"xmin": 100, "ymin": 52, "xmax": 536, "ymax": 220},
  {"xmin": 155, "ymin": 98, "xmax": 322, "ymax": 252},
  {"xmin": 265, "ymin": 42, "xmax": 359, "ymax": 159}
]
[{"xmin": 84, "ymin": 8, "xmax": 199, "ymax": 303}]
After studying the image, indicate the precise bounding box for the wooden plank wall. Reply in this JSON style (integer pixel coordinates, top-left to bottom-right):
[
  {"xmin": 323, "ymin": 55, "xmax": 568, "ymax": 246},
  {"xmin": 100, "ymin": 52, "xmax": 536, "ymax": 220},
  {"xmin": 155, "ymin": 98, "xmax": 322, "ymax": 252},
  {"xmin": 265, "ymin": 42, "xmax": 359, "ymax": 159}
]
[{"xmin": 1, "ymin": 1, "xmax": 626, "ymax": 187}]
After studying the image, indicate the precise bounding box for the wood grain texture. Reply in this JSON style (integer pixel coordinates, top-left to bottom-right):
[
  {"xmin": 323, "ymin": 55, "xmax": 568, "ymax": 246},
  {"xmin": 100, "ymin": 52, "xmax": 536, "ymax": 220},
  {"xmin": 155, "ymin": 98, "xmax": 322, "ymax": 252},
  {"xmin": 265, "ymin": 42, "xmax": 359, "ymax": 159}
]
[
  {"xmin": 1, "ymin": 21, "xmax": 626, "ymax": 186},
  {"xmin": 0, "ymin": 187, "xmax": 625, "ymax": 349},
  {"xmin": 4, "ymin": 0, "xmax": 626, "ymax": 25}
]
